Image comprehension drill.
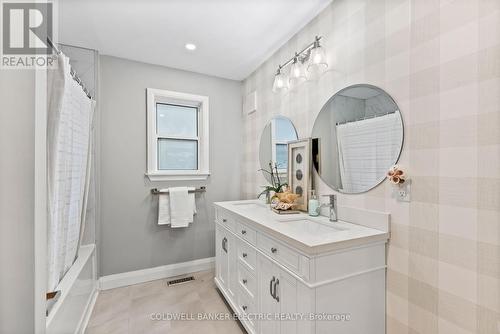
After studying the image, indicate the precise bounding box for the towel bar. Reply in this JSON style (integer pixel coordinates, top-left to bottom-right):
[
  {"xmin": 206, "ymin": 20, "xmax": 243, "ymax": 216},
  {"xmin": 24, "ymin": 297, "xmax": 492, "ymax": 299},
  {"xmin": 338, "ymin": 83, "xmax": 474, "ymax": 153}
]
[{"xmin": 151, "ymin": 187, "xmax": 206, "ymax": 195}]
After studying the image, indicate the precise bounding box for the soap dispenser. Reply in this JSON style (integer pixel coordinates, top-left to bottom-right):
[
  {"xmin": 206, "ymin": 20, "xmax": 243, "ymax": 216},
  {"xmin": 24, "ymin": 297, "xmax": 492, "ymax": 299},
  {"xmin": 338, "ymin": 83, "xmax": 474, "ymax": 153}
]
[{"xmin": 308, "ymin": 190, "xmax": 320, "ymax": 216}]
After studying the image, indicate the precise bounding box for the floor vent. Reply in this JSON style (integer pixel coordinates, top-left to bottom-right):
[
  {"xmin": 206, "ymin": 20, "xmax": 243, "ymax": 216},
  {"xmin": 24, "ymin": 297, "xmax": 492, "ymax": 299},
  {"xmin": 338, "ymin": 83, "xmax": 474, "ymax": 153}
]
[{"xmin": 167, "ymin": 276, "xmax": 195, "ymax": 286}]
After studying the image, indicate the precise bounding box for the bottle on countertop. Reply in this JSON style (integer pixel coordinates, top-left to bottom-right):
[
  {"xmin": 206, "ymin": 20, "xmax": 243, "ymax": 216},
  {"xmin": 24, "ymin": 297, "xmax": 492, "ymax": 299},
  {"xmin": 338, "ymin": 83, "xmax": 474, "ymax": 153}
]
[{"xmin": 308, "ymin": 190, "xmax": 319, "ymax": 216}]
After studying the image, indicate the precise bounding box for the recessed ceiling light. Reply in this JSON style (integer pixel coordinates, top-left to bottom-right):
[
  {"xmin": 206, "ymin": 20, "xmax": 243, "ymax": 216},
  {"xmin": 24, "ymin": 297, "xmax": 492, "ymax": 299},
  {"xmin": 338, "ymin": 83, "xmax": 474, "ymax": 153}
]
[{"xmin": 185, "ymin": 43, "xmax": 197, "ymax": 51}]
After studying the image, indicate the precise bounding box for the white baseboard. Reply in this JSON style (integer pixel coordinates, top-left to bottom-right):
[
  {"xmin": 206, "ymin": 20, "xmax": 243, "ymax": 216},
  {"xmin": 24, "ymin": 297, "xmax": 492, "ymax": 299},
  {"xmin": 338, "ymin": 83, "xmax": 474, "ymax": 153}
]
[{"xmin": 99, "ymin": 257, "xmax": 215, "ymax": 290}]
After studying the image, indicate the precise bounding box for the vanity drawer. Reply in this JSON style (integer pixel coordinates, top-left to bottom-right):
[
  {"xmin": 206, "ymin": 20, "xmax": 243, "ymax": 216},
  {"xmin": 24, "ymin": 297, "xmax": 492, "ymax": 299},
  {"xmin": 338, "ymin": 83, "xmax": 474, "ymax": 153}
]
[
  {"xmin": 238, "ymin": 263, "xmax": 256, "ymax": 299},
  {"xmin": 237, "ymin": 239, "xmax": 256, "ymax": 271},
  {"xmin": 257, "ymin": 233, "xmax": 300, "ymax": 275},
  {"xmin": 215, "ymin": 208, "xmax": 235, "ymax": 232},
  {"xmin": 236, "ymin": 221, "xmax": 256, "ymax": 246},
  {"xmin": 237, "ymin": 287, "xmax": 257, "ymax": 332}
]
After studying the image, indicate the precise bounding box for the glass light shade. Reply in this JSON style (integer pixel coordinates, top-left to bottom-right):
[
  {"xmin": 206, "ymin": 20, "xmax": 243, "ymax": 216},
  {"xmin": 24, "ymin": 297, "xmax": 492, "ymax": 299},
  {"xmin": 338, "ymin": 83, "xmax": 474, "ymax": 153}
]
[
  {"xmin": 289, "ymin": 59, "xmax": 306, "ymax": 88},
  {"xmin": 272, "ymin": 69, "xmax": 289, "ymax": 93},
  {"xmin": 307, "ymin": 45, "xmax": 328, "ymax": 79}
]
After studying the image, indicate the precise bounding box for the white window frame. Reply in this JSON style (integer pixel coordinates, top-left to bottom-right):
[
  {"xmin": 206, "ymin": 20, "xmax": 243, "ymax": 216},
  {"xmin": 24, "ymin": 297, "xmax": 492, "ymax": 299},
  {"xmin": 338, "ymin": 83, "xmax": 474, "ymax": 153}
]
[
  {"xmin": 271, "ymin": 118, "xmax": 288, "ymax": 174},
  {"xmin": 146, "ymin": 88, "xmax": 210, "ymax": 181}
]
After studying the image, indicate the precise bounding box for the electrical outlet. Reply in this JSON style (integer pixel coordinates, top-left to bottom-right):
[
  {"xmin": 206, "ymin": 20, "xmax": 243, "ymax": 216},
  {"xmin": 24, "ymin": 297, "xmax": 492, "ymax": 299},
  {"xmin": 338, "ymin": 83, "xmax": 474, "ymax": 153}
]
[{"xmin": 396, "ymin": 180, "xmax": 411, "ymax": 202}]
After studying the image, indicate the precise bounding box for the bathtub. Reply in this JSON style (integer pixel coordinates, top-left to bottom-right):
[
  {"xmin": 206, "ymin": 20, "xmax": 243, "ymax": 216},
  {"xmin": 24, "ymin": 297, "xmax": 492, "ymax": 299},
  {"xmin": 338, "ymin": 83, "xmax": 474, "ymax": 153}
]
[{"xmin": 46, "ymin": 244, "xmax": 98, "ymax": 334}]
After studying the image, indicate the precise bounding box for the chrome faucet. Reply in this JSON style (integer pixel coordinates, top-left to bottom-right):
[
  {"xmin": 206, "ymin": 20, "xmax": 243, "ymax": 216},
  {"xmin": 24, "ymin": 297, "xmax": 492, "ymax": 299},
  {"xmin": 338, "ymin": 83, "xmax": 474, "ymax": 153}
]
[{"xmin": 316, "ymin": 194, "xmax": 338, "ymax": 222}]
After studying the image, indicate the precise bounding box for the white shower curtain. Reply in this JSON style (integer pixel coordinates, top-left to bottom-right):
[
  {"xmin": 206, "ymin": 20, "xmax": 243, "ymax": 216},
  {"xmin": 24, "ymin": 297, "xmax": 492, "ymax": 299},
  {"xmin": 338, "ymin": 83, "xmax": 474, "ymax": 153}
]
[
  {"xmin": 47, "ymin": 53, "xmax": 95, "ymax": 291},
  {"xmin": 336, "ymin": 112, "xmax": 402, "ymax": 193}
]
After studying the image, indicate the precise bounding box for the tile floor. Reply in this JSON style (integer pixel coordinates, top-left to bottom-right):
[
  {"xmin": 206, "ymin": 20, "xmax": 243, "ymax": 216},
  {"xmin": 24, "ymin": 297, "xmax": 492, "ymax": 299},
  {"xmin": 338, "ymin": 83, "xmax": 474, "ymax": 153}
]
[{"xmin": 85, "ymin": 269, "xmax": 246, "ymax": 334}]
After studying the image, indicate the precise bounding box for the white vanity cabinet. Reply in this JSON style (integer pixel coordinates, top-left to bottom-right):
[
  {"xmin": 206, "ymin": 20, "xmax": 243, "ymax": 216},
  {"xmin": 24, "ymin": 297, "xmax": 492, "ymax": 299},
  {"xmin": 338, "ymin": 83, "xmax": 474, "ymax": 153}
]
[
  {"xmin": 215, "ymin": 224, "xmax": 237, "ymax": 300},
  {"xmin": 258, "ymin": 255, "xmax": 305, "ymax": 334},
  {"xmin": 214, "ymin": 201, "xmax": 390, "ymax": 334}
]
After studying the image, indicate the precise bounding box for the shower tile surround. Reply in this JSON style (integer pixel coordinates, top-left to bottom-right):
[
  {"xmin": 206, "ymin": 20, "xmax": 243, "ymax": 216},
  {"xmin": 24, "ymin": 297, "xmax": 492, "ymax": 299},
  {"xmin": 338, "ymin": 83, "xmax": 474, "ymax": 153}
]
[{"xmin": 241, "ymin": 0, "xmax": 500, "ymax": 333}]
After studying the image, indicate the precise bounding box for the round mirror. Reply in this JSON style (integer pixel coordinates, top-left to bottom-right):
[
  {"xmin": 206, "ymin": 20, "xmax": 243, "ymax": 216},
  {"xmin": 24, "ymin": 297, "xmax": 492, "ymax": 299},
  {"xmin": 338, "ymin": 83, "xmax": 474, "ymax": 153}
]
[
  {"xmin": 259, "ymin": 116, "xmax": 298, "ymax": 183},
  {"xmin": 311, "ymin": 84, "xmax": 404, "ymax": 193}
]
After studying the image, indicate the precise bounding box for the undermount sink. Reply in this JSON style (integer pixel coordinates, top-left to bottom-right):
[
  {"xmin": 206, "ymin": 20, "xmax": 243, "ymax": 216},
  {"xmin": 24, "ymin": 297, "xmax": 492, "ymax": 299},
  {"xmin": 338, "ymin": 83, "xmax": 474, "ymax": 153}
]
[
  {"xmin": 276, "ymin": 217, "xmax": 348, "ymax": 234},
  {"xmin": 231, "ymin": 201, "xmax": 267, "ymax": 209}
]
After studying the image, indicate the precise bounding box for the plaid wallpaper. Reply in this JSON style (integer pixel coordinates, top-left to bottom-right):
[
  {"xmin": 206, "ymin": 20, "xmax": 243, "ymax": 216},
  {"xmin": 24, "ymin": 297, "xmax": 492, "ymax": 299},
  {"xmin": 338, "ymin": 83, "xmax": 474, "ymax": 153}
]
[{"xmin": 241, "ymin": 0, "xmax": 500, "ymax": 333}]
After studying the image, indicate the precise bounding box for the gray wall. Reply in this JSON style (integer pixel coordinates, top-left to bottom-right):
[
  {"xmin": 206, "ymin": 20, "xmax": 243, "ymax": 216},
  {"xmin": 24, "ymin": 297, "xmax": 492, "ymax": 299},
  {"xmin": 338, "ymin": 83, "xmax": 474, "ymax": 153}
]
[
  {"xmin": 99, "ymin": 55, "xmax": 242, "ymax": 276},
  {"xmin": 0, "ymin": 71, "xmax": 36, "ymax": 333}
]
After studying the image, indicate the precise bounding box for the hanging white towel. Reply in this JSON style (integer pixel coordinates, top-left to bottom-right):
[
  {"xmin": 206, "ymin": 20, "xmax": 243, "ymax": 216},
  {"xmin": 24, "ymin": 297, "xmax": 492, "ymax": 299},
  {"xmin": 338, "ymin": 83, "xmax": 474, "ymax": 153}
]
[
  {"xmin": 169, "ymin": 187, "xmax": 193, "ymax": 228},
  {"xmin": 157, "ymin": 187, "xmax": 196, "ymax": 226},
  {"xmin": 190, "ymin": 188, "xmax": 197, "ymax": 215},
  {"xmin": 157, "ymin": 191, "xmax": 170, "ymax": 226}
]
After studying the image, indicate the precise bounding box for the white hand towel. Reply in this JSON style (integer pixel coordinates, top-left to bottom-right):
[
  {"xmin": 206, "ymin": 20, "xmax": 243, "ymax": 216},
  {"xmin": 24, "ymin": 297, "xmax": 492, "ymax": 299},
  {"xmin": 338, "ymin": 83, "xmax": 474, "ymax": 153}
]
[
  {"xmin": 188, "ymin": 187, "xmax": 197, "ymax": 215},
  {"xmin": 157, "ymin": 187, "xmax": 197, "ymax": 226},
  {"xmin": 169, "ymin": 187, "xmax": 193, "ymax": 228},
  {"xmin": 157, "ymin": 189, "xmax": 170, "ymax": 225}
]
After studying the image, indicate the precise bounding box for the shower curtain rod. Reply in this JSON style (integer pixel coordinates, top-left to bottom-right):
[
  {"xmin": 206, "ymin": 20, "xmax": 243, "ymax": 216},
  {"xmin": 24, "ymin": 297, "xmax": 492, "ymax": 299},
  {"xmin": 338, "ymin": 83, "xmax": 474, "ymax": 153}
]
[
  {"xmin": 46, "ymin": 38, "xmax": 93, "ymax": 99},
  {"xmin": 336, "ymin": 110, "xmax": 397, "ymax": 126}
]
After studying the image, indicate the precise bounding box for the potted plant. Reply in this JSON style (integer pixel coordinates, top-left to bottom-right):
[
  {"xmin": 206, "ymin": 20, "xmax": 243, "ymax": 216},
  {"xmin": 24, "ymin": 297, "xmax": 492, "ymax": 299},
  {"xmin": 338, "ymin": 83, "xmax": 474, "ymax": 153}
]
[{"xmin": 258, "ymin": 162, "xmax": 288, "ymax": 204}]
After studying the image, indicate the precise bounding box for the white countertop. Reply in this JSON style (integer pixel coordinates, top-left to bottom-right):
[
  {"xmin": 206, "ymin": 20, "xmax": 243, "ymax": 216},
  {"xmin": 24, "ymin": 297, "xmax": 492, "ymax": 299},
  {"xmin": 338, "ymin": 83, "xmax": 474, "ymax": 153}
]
[{"xmin": 215, "ymin": 200, "xmax": 389, "ymax": 254}]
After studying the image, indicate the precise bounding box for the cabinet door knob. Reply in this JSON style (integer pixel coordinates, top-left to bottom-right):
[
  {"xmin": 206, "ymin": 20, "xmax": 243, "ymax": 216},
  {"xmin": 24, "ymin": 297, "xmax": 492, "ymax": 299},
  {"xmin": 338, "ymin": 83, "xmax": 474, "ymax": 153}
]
[
  {"xmin": 242, "ymin": 279, "xmax": 247, "ymax": 284},
  {"xmin": 242, "ymin": 305, "xmax": 247, "ymax": 311},
  {"xmin": 222, "ymin": 218, "xmax": 227, "ymax": 222},
  {"xmin": 242, "ymin": 252, "xmax": 247, "ymax": 258},
  {"xmin": 241, "ymin": 230, "xmax": 247, "ymax": 235},
  {"xmin": 271, "ymin": 247, "xmax": 277, "ymax": 253}
]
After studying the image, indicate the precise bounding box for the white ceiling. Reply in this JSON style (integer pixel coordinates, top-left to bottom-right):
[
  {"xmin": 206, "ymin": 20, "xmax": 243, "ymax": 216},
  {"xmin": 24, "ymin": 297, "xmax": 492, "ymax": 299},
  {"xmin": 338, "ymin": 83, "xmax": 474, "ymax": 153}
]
[{"xmin": 59, "ymin": 0, "xmax": 332, "ymax": 81}]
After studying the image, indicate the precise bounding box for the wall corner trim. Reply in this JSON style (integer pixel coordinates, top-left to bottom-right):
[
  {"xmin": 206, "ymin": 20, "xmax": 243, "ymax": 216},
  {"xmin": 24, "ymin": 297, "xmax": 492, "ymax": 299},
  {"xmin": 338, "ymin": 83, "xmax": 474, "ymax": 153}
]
[{"xmin": 99, "ymin": 257, "xmax": 215, "ymax": 290}]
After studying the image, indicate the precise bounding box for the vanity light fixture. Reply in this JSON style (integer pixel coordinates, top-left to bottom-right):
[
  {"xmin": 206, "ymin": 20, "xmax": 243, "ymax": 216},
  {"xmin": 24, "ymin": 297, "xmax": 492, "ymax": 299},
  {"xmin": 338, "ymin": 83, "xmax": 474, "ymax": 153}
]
[
  {"xmin": 272, "ymin": 36, "xmax": 328, "ymax": 93},
  {"xmin": 289, "ymin": 53, "xmax": 307, "ymax": 89},
  {"xmin": 272, "ymin": 65, "xmax": 289, "ymax": 93},
  {"xmin": 307, "ymin": 36, "xmax": 328, "ymax": 78},
  {"xmin": 185, "ymin": 43, "xmax": 197, "ymax": 51}
]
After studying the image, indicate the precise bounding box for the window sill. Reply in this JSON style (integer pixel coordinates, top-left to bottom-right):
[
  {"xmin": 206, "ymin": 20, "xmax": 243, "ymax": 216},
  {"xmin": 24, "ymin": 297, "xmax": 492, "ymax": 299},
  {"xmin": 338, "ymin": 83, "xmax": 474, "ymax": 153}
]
[{"xmin": 146, "ymin": 172, "xmax": 210, "ymax": 182}]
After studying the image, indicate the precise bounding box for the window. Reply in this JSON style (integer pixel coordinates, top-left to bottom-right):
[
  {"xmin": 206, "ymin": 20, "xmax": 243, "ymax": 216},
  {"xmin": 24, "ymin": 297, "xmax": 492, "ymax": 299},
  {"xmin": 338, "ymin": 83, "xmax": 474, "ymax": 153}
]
[
  {"xmin": 271, "ymin": 117, "xmax": 297, "ymax": 173},
  {"xmin": 146, "ymin": 88, "xmax": 209, "ymax": 181}
]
